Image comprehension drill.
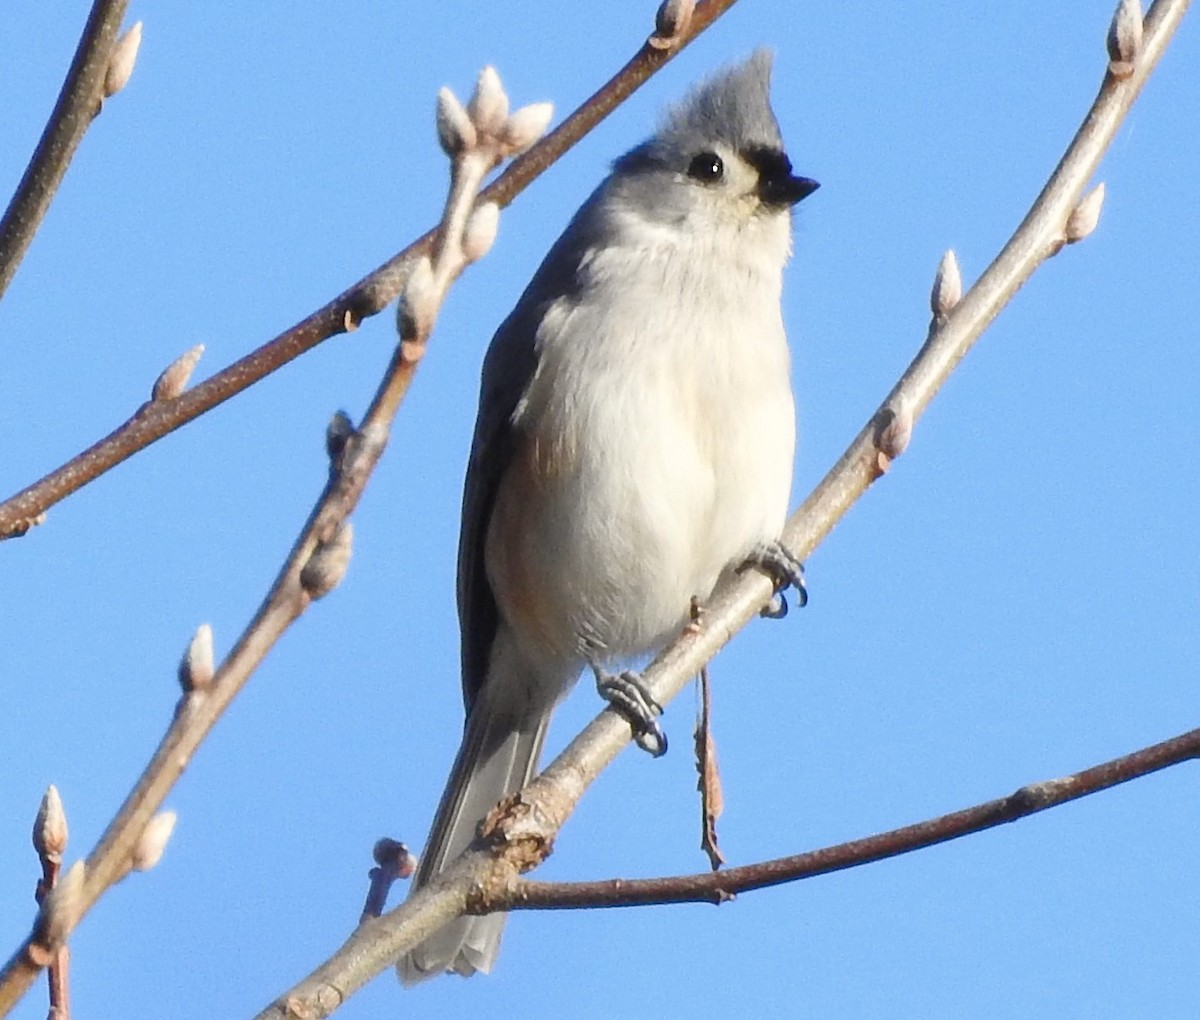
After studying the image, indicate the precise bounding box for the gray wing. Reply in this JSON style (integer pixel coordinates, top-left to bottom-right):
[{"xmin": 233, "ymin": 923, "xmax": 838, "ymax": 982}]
[
  {"xmin": 455, "ymin": 301, "xmax": 536, "ymax": 709},
  {"xmin": 456, "ymin": 185, "xmax": 611, "ymax": 710}
]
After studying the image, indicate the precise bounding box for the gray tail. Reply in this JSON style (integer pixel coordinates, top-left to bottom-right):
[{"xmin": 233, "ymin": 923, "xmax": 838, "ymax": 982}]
[{"xmin": 397, "ymin": 699, "xmax": 548, "ymax": 984}]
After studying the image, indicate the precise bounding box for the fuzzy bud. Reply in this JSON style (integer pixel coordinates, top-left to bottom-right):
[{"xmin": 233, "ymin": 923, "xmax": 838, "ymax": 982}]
[
  {"xmin": 1107, "ymin": 0, "xmax": 1143, "ymax": 79},
  {"xmin": 462, "ymin": 202, "xmax": 500, "ymax": 264},
  {"xmin": 396, "ymin": 255, "xmax": 437, "ymax": 342},
  {"xmin": 373, "ymin": 837, "xmax": 418, "ymax": 879},
  {"xmin": 178, "ymin": 623, "xmax": 214, "ymax": 692},
  {"xmin": 875, "ymin": 398, "xmax": 914, "ymax": 470},
  {"xmin": 501, "ymin": 103, "xmax": 554, "ymax": 155},
  {"xmin": 300, "ymin": 523, "xmax": 353, "ymax": 599},
  {"xmin": 131, "ymin": 811, "xmax": 177, "ymax": 872},
  {"xmin": 650, "ymin": 0, "xmax": 696, "ymax": 49},
  {"xmin": 152, "ymin": 344, "xmax": 204, "ymax": 402},
  {"xmin": 435, "ymin": 87, "xmax": 476, "ymax": 157},
  {"xmin": 1065, "ymin": 183, "xmax": 1105, "ymax": 244},
  {"xmin": 104, "ymin": 21, "xmax": 142, "ymax": 98},
  {"xmin": 325, "ymin": 410, "xmax": 355, "ymax": 464},
  {"xmin": 468, "ymin": 66, "xmax": 509, "ymax": 138},
  {"xmin": 33, "ymin": 785, "xmax": 68, "ymax": 862},
  {"xmin": 930, "ymin": 250, "xmax": 962, "ymax": 322}
]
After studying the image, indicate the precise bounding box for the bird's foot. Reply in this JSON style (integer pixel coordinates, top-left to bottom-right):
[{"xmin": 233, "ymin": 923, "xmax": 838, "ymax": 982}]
[
  {"xmin": 594, "ymin": 667, "xmax": 667, "ymax": 757},
  {"xmin": 741, "ymin": 540, "xmax": 808, "ymax": 619}
]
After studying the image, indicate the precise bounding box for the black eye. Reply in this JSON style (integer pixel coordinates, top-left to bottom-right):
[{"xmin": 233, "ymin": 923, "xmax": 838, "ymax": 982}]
[{"xmin": 687, "ymin": 152, "xmax": 724, "ymax": 183}]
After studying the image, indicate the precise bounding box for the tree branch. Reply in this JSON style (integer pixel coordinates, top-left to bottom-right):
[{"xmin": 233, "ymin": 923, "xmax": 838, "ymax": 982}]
[
  {"xmin": 0, "ymin": 0, "xmax": 740, "ymax": 541},
  {"xmin": 255, "ymin": 1, "xmax": 1190, "ymax": 1014},
  {"xmin": 0, "ymin": 0, "xmax": 130, "ymax": 302},
  {"xmin": 504, "ymin": 722, "xmax": 1200, "ymax": 909},
  {"xmin": 0, "ymin": 6, "xmax": 743, "ymax": 1015},
  {"xmin": 0, "ymin": 60, "xmax": 507, "ymax": 1020}
]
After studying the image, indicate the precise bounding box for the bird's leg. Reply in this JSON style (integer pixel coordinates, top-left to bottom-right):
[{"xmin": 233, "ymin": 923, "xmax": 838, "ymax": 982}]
[
  {"xmin": 741, "ymin": 539, "xmax": 808, "ymax": 619},
  {"xmin": 592, "ymin": 665, "xmax": 668, "ymax": 757}
]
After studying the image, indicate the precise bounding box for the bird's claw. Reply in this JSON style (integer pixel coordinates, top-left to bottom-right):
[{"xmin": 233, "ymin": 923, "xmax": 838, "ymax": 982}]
[
  {"xmin": 742, "ymin": 540, "xmax": 808, "ymax": 617},
  {"xmin": 761, "ymin": 592, "xmax": 789, "ymax": 619},
  {"xmin": 594, "ymin": 668, "xmax": 668, "ymax": 757}
]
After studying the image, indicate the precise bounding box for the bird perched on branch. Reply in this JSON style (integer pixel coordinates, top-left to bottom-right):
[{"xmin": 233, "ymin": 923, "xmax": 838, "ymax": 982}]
[{"xmin": 400, "ymin": 49, "xmax": 818, "ymax": 983}]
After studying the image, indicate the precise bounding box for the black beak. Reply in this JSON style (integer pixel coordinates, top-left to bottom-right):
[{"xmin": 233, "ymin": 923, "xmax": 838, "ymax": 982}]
[
  {"xmin": 742, "ymin": 146, "xmax": 820, "ymax": 209},
  {"xmin": 761, "ymin": 173, "xmax": 820, "ymax": 208}
]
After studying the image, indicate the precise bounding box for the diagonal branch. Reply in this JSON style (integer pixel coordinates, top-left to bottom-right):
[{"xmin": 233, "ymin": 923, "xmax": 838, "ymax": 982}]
[
  {"xmin": 0, "ymin": 0, "xmax": 130, "ymax": 302},
  {"xmin": 0, "ymin": 75, "xmax": 514, "ymax": 1020},
  {"xmin": 254, "ymin": 1, "xmax": 1189, "ymax": 1014},
  {"xmin": 505, "ymin": 722, "xmax": 1200, "ymax": 909},
  {"xmin": 0, "ymin": 6, "xmax": 743, "ymax": 1017},
  {"xmin": 502, "ymin": 0, "xmax": 1190, "ymax": 889},
  {"xmin": 0, "ymin": 0, "xmax": 741, "ymax": 542}
]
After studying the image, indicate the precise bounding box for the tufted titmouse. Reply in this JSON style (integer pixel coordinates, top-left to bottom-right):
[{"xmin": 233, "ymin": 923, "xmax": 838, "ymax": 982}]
[{"xmin": 399, "ymin": 50, "xmax": 818, "ymax": 983}]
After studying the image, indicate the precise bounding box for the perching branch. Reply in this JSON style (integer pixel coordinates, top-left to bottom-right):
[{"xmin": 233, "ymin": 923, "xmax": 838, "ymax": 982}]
[
  {"xmin": 0, "ymin": 0, "xmax": 132, "ymax": 302},
  {"xmin": 256, "ymin": 1, "xmax": 1190, "ymax": 1015},
  {"xmin": 0, "ymin": 0, "xmax": 740, "ymax": 541}
]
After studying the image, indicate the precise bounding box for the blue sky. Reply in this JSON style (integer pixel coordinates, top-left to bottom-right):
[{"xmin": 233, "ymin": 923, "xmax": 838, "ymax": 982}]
[{"xmin": 2, "ymin": 2, "xmax": 1198, "ymax": 1018}]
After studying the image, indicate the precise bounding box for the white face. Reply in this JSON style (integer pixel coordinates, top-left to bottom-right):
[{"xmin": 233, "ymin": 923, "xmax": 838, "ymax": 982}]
[
  {"xmin": 601, "ymin": 129, "xmax": 805, "ymax": 276},
  {"xmin": 673, "ymin": 142, "xmax": 797, "ymax": 267},
  {"xmin": 680, "ymin": 142, "xmax": 768, "ymax": 216}
]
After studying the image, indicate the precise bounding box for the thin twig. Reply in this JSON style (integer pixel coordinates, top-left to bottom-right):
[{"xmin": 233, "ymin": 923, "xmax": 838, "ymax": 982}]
[
  {"xmin": 0, "ymin": 57, "xmax": 558, "ymax": 1020},
  {"xmin": 506, "ymin": 723, "xmax": 1200, "ymax": 908},
  {"xmin": 695, "ymin": 663, "xmax": 726, "ymax": 871},
  {"xmin": 0, "ymin": 4, "xmax": 742, "ymax": 1011},
  {"xmin": 0, "ymin": 0, "xmax": 740, "ymax": 542},
  {"xmin": 360, "ymin": 840, "xmax": 418, "ymax": 926},
  {"xmin": 693, "ymin": 583, "xmax": 725, "ymax": 871},
  {"xmin": 511, "ymin": 0, "xmax": 1190, "ymax": 881},
  {"xmin": 254, "ymin": 2, "xmax": 1189, "ymax": 1013},
  {"xmin": 0, "ymin": 0, "xmax": 130, "ymax": 302}
]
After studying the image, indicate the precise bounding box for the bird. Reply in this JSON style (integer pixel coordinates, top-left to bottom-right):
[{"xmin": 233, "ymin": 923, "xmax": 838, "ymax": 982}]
[{"xmin": 398, "ymin": 49, "xmax": 818, "ymax": 983}]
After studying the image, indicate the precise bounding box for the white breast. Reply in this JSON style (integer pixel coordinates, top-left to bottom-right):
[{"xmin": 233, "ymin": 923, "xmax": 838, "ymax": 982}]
[{"xmin": 491, "ymin": 206, "xmax": 796, "ymax": 670}]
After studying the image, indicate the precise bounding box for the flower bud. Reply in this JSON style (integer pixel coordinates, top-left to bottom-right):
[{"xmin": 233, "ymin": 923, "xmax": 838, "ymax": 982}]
[
  {"xmin": 132, "ymin": 811, "xmax": 177, "ymax": 872},
  {"xmin": 1107, "ymin": 0, "xmax": 1143, "ymax": 79},
  {"xmin": 33, "ymin": 785, "xmax": 68, "ymax": 862},
  {"xmin": 650, "ymin": 0, "xmax": 696, "ymax": 49},
  {"xmin": 178, "ymin": 623, "xmax": 214, "ymax": 692},
  {"xmin": 462, "ymin": 202, "xmax": 500, "ymax": 263},
  {"xmin": 104, "ymin": 21, "xmax": 142, "ymax": 98},
  {"xmin": 325, "ymin": 410, "xmax": 355, "ymax": 464},
  {"xmin": 300, "ymin": 523, "xmax": 353, "ymax": 599},
  {"xmin": 875, "ymin": 398, "xmax": 914, "ymax": 466},
  {"xmin": 468, "ymin": 66, "xmax": 509, "ymax": 138},
  {"xmin": 1065, "ymin": 183, "xmax": 1105, "ymax": 244},
  {"xmin": 930, "ymin": 250, "xmax": 962, "ymax": 321},
  {"xmin": 152, "ymin": 344, "xmax": 204, "ymax": 402},
  {"xmin": 396, "ymin": 255, "xmax": 437, "ymax": 341},
  {"xmin": 502, "ymin": 103, "xmax": 554, "ymax": 155},
  {"xmin": 436, "ymin": 87, "xmax": 476, "ymax": 156}
]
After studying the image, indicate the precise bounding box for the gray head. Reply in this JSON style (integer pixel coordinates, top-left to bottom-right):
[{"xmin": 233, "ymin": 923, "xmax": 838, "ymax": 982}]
[{"xmin": 610, "ymin": 50, "xmax": 818, "ymax": 224}]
